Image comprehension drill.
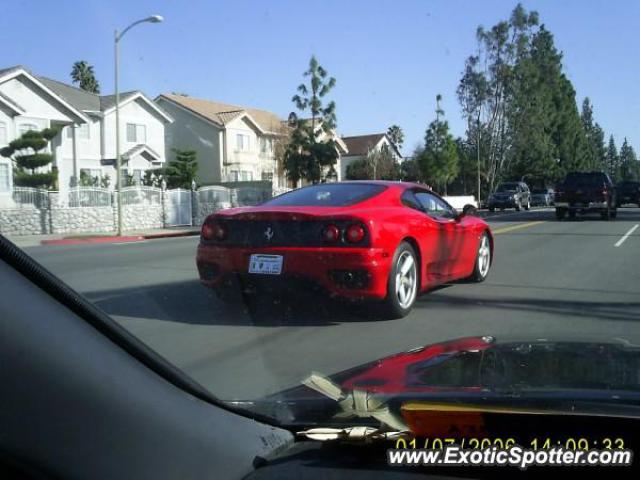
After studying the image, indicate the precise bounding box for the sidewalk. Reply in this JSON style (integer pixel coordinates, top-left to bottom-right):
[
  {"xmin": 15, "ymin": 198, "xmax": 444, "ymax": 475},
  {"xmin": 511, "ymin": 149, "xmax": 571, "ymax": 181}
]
[{"xmin": 6, "ymin": 226, "xmax": 200, "ymax": 248}]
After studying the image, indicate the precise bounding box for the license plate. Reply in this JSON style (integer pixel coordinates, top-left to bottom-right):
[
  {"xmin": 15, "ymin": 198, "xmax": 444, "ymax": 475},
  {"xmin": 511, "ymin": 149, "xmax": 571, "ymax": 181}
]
[{"xmin": 248, "ymin": 254, "xmax": 283, "ymax": 275}]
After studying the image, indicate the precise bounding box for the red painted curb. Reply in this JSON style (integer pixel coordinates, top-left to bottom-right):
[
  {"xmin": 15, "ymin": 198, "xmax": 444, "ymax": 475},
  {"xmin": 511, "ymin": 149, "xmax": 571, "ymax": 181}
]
[
  {"xmin": 40, "ymin": 230, "xmax": 200, "ymax": 246},
  {"xmin": 142, "ymin": 231, "xmax": 200, "ymax": 240},
  {"xmin": 41, "ymin": 236, "xmax": 144, "ymax": 246}
]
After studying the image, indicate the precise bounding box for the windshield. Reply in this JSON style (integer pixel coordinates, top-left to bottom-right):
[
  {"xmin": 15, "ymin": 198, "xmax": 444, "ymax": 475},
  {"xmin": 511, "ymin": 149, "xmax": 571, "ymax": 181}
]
[
  {"xmin": 3, "ymin": 1, "xmax": 640, "ymax": 437},
  {"xmin": 263, "ymin": 183, "xmax": 386, "ymax": 206}
]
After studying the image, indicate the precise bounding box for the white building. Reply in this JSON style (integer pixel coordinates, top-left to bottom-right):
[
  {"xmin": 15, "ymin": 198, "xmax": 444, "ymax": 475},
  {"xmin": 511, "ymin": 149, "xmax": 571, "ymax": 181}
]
[
  {"xmin": 340, "ymin": 133, "xmax": 402, "ymax": 180},
  {"xmin": 155, "ymin": 94, "xmax": 290, "ymax": 186},
  {"xmin": 0, "ymin": 65, "xmax": 172, "ymax": 201}
]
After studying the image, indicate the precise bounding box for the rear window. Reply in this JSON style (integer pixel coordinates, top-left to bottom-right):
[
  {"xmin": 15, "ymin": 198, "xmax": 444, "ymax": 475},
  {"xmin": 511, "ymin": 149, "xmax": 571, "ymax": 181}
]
[
  {"xmin": 564, "ymin": 173, "xmax": 606, "ymax": 186},
  {"xmin": 263, "ymin": 183, "xmax": 386, "ymax": 206},
  {"xmin": 496, "ymin": 183, "xmax": 518, "ymax": 192}
]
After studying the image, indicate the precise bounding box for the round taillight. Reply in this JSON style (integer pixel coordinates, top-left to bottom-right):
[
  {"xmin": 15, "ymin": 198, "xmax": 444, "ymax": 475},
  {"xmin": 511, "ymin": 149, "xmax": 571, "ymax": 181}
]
[
  {"xmin": 322, "ymin": 224, "xmax": 341, "ymax": 243},
  {"xmin": 201, "ymin": 222, "xmax": 215, "ymax": 240},
  {"xmin": 346, "ymin": 224, "xmax": 365, "ymax": 243},
  {"xmin": 202, "ymin": 222, "xmax": 227, "ymax": 241},
  {"xmin": 213, "ymin": 223, "xmax": 228, "ymax": 240}
]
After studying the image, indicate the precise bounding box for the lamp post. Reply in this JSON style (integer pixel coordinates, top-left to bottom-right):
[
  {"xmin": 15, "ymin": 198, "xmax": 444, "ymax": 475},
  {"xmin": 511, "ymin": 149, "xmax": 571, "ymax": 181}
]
[{"xmin": 114, "ymin": 14, "xmax": 163, "ymax": 235}]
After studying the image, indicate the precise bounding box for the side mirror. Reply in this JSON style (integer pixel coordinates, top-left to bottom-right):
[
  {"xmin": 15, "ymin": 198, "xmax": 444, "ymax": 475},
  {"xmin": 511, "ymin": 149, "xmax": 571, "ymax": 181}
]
[{"xmin": 457, "ymin": 204, "xmax": 478, "ymax": 220}]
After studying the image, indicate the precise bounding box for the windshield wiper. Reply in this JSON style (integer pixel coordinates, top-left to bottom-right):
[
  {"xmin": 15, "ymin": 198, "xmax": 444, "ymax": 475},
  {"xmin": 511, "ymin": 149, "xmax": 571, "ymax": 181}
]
[
  {"xmin": 297, "ymin": 426, "xmax": 405, "ymax": 443},
  {"xmin": 302, "ymin": 372, "xmax": 408, "ymax": 431}
]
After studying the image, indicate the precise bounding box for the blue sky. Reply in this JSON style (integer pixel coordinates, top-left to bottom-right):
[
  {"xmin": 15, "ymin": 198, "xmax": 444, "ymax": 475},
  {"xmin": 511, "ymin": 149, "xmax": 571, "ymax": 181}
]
[{"xmin": 2, "ymin": 0, "xmax": 639, "ymax": 155}]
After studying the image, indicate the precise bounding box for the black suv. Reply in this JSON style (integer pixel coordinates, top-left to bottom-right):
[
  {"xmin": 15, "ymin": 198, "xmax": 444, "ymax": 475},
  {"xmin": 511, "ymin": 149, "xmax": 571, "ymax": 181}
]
[
  {"xmin": 555, "ymin": 171, "xmax": 617, "ymax": 220},
  {"xmin": 616, "ymin": 180, "xmax": 640, "ymax": 207},
  {"xmin": 488, "ymin": 181, "xmax": 531, "ymax": 211}
]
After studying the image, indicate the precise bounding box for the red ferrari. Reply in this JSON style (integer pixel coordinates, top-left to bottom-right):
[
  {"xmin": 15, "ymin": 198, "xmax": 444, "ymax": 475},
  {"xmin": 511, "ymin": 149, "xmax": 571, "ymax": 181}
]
[{"xmin": 196, "ymin": 181, "xmax": 493, "ymax": 318}]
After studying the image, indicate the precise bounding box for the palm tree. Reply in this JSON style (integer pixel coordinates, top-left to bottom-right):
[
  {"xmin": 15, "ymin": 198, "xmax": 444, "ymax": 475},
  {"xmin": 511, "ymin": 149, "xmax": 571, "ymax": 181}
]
[{"xmin": 70, "ymin": 61, "xmax": 100, "ymax": 93}]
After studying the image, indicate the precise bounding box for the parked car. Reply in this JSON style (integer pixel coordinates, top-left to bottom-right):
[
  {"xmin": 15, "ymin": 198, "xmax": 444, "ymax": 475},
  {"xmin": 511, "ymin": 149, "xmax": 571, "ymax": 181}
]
[
  {"xmin": 530, "ymin": 187, "xmax": 554, "ymax": 206},
  {"xmin": 616, "ymin": 180, "xmax": 640, "ymax": 207},
  {"xmin": 197, "ymin": 181, "xmax": 493, "ymax": 319},
  {"xmin": 555, "ymin": 171, "xmax": 617, "ymax": 220},
  {"xmin": 487, "ymin": 181, "xmax": 531, "ymax": 211}
]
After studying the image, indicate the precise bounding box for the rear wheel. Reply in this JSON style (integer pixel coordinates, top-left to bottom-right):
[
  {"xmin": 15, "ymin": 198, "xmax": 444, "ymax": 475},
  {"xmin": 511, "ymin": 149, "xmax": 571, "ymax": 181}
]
[
  {"xmin": 470, "ymin": 233, "xmax": 491, "ymax": 282},
  {"xmin": 382, "ymin": 242, "xmax": 418, "ymax": 319}
]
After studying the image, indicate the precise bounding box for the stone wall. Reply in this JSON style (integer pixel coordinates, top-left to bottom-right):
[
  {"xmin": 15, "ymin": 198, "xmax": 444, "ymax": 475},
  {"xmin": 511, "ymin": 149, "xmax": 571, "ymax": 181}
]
[
  {"xmin": 0, "ymin": 208, "xmax": 51, "ymax": 236},
  {"xmin": 50, "ymin": 207, "xmax": 115, "ymax": 234},
  {"xmin": 194, "ymin": 201, "xmax": 230, "ymax": 227},
  {"xmin": 1, "ymin": 183, "xmax": 277, "ymax": 237},
  {"xmin": 123, "ymin": 204, "xmax": 164, "ymax": 231}
]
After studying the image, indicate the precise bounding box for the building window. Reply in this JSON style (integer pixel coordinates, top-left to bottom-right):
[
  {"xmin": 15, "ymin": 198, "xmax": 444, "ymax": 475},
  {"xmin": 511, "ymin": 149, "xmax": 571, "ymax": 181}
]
[
  {"xmin": 0, "ymin": 122, "xmax": 6, "ymax": 145},
  {"xmin": 261, "ymin": 171, "xmax": 273, "ymax": 181},
  {"xmin": 260, "ymin": 137, "xmax": 273, "ymax": 154},
  {"xmin": 0, "ymin": 164, "xmax": 10, "ymax": 192},
  {"xmin": 132, "ymin": 169, "xmax": 143, "ymax": 185},
  {"xmin": 67, "ymin": 123, "xmax": 90, "ymax": 140},
  {"xmin": 18, "ymin": 123, "xmax": 38, "ymax": 136},
  {"xmin": 229, "ymin": 170, "xmax": 239, "ymax": 182},
  {"xmin": 126, "ymin": 123, "xmax": 146, "ymax": 143},
  {"xmin": 240, "ymin": 170, "xmax": 253, "ymax": 181},
  {"xmin": 236, "ymin": 134, "xmax": 250, "ymax": 152}
]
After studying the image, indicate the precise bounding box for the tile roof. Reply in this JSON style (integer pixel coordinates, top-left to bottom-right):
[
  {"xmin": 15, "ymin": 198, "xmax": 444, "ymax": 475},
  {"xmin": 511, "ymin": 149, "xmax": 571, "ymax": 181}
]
[
  {"xmin": 38, "ymin": 75, "xmax": 139, "ymax": 113},
  {"xmin": 99, "ymin": 92, "xmax": 139, "ymax": 112},
  {"xmin": 341, "ymin": 133, "xmax": 387, "ymax": 156},
  {"xmin": 159, "ymin": 94, "xmax": 283, "ymax": 133},
  {"xmin": 38, "ymin": 76, "xmax": 101, "ymax": 111}
]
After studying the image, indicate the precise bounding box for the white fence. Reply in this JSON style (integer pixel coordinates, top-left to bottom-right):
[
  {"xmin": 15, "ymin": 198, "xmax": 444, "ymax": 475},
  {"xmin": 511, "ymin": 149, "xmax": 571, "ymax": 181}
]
[
  {"xmin": 1, "ymin": 183, "xmax": 278, "ymax": 236},
  {"xmin": 120, "ymin": 186, "xmax": 162, "ymax": 206},
  {"xmin": 234, "ymin": 186, "xmax": 272, "ymax": 206},
  {"xmin": 198, "ymin": 186, "xmax": 232, "ymax": 208},
  {"xmin": 67, "ymin": 187, "xmax": 112, "ymax": 208},
  {"xmin": 11, "ymin": 187, "xmax": 50, "ymax": 209}
]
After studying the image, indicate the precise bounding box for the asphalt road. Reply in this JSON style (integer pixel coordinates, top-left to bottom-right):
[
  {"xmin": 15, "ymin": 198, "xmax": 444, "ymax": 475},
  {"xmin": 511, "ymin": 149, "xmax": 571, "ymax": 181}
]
[{"xmin": 24, "ymin": 207, "xmax": 640, "ymax": 401}]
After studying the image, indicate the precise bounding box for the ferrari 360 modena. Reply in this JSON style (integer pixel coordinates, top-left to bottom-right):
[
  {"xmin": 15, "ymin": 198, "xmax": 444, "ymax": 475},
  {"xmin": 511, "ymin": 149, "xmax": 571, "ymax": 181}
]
[{"xmin": 196, "ymin": 181, "xmax": 493, "ymax": 318}]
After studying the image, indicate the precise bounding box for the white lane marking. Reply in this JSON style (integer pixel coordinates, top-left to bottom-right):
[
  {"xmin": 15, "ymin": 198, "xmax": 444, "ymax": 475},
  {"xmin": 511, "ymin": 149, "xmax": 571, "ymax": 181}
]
[
  {"xmin": 614, "ymin": 224, "xmax": 639, "ymax": 247},
  {"xmin": 112, "ymin": 240, "xmax": 149, "ymax": 245}
]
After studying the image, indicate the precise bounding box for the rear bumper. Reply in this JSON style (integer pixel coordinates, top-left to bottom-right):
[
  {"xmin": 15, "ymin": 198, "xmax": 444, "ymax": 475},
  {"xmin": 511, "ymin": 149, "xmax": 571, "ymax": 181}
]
[
  {"xmin": 488, "ymin": 199, "xmax": 517, "ymax": 208},
  {"xmin": 196, "ymin": 243, "xmax": 392, "ymax": 300},
  {"xmin": 555, "ymin": 201, "xmax": 608, "ymax": 210}
]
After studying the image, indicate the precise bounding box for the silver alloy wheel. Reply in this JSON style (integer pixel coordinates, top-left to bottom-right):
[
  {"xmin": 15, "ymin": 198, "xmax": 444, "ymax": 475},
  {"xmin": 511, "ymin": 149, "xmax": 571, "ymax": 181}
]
[
  {"xmin": 395, "ymin": 251, "xmax": 417, "ymax": 309},
  {"xmin": 478, "ymin": 235, "xmax": 491, "ymax": 278}
]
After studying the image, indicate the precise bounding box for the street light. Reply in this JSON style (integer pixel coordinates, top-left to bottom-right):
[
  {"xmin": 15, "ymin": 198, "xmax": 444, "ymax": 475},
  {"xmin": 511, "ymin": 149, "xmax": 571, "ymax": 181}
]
[{"xmin": 114, "ymin": 15, "xmax": 163, "ymax": 235}]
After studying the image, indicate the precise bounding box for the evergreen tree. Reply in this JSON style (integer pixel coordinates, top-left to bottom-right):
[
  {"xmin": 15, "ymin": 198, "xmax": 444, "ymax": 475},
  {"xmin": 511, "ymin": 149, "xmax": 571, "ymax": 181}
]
[
  {"xmin": 400, "ymin": 155, "xmax": 422, "ymax": 182},
  {"xmin": 605, "ymin": 135, "xmax": 620, "ymax": 180},
  {"xmin": 0, "ymin": 127, "xmax": 59, "ymax": 188},
  {"xmin": 619, "ymin": 138, "xmax": 638, "ymax": 180},
  {"xmin": 419, "ymin": 95, "xmax": 459, "ymax": 194},
  {"xmin": 284, "ymin": 56, "xmax": 339, "ymax": 184},
  {"xmin": 164, "ymin": 149, "xmax": 198, "ymax": 189}
]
